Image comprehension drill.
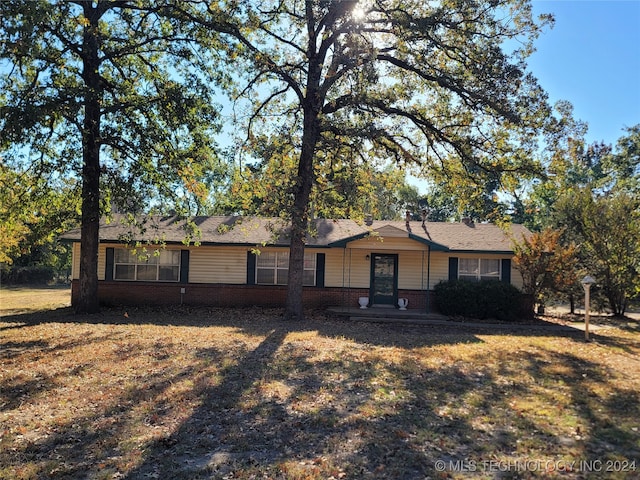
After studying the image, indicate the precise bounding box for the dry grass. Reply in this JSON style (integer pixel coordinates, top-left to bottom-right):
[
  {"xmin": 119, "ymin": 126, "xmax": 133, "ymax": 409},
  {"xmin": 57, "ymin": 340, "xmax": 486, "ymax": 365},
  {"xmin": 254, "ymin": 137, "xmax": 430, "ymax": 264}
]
[
  {"xmin": 0, "ymin": 285, "xmax": 71, "ymax": 314},
  {"xmin": 1, "ymin": 287, "xmax": 639, "ymax": 479}
]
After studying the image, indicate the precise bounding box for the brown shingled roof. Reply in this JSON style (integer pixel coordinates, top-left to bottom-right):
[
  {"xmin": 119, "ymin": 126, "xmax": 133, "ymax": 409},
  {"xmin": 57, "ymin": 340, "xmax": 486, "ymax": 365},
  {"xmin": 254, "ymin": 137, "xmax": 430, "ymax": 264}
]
[{"xmin": 59, "ymin": 214, "xmax": 531, "ymax": 253}]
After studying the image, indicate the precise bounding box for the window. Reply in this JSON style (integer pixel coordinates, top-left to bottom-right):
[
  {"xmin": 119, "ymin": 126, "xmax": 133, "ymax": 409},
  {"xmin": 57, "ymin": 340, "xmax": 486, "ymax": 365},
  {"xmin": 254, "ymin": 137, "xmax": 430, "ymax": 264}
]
[
  {"xmin": 459, "ymin": 258, "xmax": 501, "ymax": 282},
  {"xmin": 256, "ymin": 251, "xmax": 316, "ymax": 286},
  {"xmin": 113, "ymin": 248, "xmax": 180, "ymax": 282}
]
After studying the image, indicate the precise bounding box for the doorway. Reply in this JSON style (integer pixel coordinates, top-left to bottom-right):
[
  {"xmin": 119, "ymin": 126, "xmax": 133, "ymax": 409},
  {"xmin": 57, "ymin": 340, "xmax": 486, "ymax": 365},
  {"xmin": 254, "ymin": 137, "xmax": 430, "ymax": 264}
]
[{"xmin": 370, "ymin": 253, "xmax": 398, "ymax": 307}]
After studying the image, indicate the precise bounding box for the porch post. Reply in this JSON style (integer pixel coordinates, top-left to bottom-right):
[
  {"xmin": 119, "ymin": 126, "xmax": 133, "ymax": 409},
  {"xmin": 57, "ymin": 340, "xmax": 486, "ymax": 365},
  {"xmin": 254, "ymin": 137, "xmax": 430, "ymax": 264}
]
[
  {"xmin": 341, "ymin": 246, "xmax": 347, "ymax": 310},
  {"xmin": 426, "ymin": 247, "xmax": 431, "ymax": 313}
]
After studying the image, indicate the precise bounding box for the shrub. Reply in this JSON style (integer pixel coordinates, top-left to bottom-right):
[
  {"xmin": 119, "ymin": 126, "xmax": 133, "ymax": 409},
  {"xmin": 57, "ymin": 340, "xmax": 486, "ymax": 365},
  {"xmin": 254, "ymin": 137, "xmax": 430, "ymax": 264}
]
[
  {"xmin": 1, "ymin": 265, "xmax": 55, "ymax": 284},
  {"xmin": 434, "ymin": 280, "xmax": 523, "ymax": 321}
]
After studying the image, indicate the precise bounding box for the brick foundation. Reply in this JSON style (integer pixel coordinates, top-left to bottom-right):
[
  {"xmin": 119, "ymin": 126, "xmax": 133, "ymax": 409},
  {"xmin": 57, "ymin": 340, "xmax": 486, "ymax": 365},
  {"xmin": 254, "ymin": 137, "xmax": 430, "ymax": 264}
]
[{"xmin": 71, "ymin": 280, "xmax": 438, "ymax": 311}]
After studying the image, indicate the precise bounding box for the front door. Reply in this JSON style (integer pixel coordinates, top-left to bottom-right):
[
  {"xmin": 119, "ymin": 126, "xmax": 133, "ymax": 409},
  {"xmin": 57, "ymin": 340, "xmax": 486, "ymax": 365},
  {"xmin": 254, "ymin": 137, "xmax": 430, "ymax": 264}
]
[{"xmin": 371, "ymin": 254, "xmax": 398, "ymax": 306}]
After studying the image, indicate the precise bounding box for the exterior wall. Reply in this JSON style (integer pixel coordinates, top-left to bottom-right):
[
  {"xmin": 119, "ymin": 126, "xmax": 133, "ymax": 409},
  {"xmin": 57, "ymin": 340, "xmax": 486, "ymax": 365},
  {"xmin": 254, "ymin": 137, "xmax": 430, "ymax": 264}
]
[
  {"xmin": 428, "ymin": 251, "xmax": 524, "ymax": 290},
  {"xmin": 70, "ymin": 243, "xmax": 184, "ymax": 282},
  {"xmin": 324, "ymin": 249, "xmax": 347, "ymax": 287},
  {"xmin": 69, "ymin": 239, "xmax": 523, "ymax": 311},
  {"xmin": 511, "ymin": 262, "xmax": 522, "ymax": 290},
  {"xmin": 72, "ymin": 280, "xmax": 348, "ymax": 309},
  {"xmin": 348, "ymin": 235, "xmax": 429, "ymax": 251},
  {"xmin": 70, "ymin": 242, "xmax": 108, "ymax": 281},
  {"xmin": 73, "ymin": 241, "xmax": 522, "ymax": 290},
  {"xmin": 189, "ymin": 246, "xmax": 247, "ymax": 284},
  {"xmin": 98, "ymin": 244, "xmax": 107, "ymax": 280},
  {"xmin": 70, "ymin": 280, "xmax": 438, "ymax": 312},
  {"xmin": 510, "ymin": 265, "xmax": 524, "ymax": 290},
  {"xmin": 71, "ymin": 242, "xmax": 81, "ymax": 280},
  {"xmin": 428, "ymin": 253, "xmax": 449, "ymax": 286},
  {"xmin": 343, "ymin": 249, "xmax": 370, "ymax": 288},
  {"xmin": 340, "ymin": 236, "xmax": 430, "ymax": 290},
  {"xmin": 398, "ymin": 250, "xmax": 428, "ymax": 290}
]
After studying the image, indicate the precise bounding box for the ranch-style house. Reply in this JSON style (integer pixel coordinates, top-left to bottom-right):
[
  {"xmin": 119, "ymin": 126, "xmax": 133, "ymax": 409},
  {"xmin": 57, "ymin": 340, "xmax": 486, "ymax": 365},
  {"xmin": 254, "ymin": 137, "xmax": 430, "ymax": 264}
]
[{"xmin": 61, "ymin": 214, "xmax": 531, "ymax": 312}]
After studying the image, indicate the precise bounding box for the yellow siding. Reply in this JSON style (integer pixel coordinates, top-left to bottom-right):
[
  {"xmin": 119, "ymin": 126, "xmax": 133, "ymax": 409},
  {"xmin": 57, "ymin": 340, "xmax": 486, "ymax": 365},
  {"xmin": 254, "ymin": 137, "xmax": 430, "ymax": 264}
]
[
  {"xmin": 398, "ymin": 251, "xmax": 427, "ymax": 289},
  {"xmin": 71, "ymin": 243, "xmax": 109, "ymax": 280},
  {"xmin": 97, "ymin": 244, "xmax": 106, "ymax": 280},
  {"xmin": 71, "ymin": 240, "xmax": 523, "ymax": 290},
  {"xmin": 345, "ymin": 249, "xmax": 370, "ymax": 288},
  {"xmin": 337, "ymin": 237, "xmax": 430, "ymax": 289},
  {"xmin": 324, "ymin": 249, "xmax": 346, "ymax": 288},
  {"xmin": 428, "ymin": 253, "xmax": 450, "ymax": 286},
  {"xmin": 428, "ymin": 252, "xmax": 524, "ymax": 289},
  {"xmin": 70, "ymin": 243, "xmax": 114, "ymax": 280},
  {"xmin": 347, "ymin": 236, "xmax": 429, "ymax": 251},
  {"xmin": 78, "ymin": 243, "xmax": 188, "ymax": 282},
  {"xmin": 71, "ymin": 242, "xmax": 81, "ymax": 280},
  {"xmin": 189, "ymin": 247, "xmax": 247, "ymax": 284}
]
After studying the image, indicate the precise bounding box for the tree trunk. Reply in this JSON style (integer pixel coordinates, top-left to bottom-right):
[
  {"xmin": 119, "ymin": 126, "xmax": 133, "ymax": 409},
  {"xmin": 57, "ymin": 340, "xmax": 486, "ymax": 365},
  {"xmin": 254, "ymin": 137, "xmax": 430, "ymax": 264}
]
[
  {"xmin": 77, "ymin": 157, "xmax": 100, "ymax": 314},
  {"xmin": 75, "ymin": 5, "xmax": 102, "ymax": 314},
  {"xmin": 284, "ymin": 103, "xmax": 319, "ymax": 321},
  {"xmin": 607, "ymin": 288, "xmax": 626, "ymax": 317},
  {"xmin": 569, "ymin": 294, "xmax": 575, "ymax": 314}
]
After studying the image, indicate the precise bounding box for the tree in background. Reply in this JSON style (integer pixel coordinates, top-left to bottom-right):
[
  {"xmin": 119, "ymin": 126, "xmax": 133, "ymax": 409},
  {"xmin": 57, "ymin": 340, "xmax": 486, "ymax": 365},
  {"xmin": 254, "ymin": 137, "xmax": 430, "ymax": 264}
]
[
  {"xmin": 499, "ymin": 101, "xmax": 585, "ymax": 229},
  {"xmin": 554, "ymin": 188, "xmax": 639, "ymax": 316},
  {"xmin": 512, "ymin": 227, "xmax": 578, "ymax": 312},
  {"xmin": 527, "ymin": 124, "xmax": 640, "ymax": 316},
  {"xmin": 216, "ymin": 131, "xmax": 416, "ymax": 220},
  {"xmin": 597, "ymin": 124, "xmax": 640, "ymax": 195},
  {"xmin": 178, "ymin": 0, "xmax": 554, "ymax": 320},
  {"xmin": 0, "ymin": 162, "xmax": 80, "ymax": 282},
  {"xmin": 1, "ymin": 1, "xmax": 222, "ymax": 312}
]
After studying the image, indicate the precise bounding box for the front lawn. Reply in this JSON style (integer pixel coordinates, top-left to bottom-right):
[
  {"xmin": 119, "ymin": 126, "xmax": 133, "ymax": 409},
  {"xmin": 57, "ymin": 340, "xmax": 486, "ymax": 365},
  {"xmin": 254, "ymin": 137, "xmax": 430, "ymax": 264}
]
[{"xmin": 1, "ymin": 291, "xmax": 639, "ymax": 479}]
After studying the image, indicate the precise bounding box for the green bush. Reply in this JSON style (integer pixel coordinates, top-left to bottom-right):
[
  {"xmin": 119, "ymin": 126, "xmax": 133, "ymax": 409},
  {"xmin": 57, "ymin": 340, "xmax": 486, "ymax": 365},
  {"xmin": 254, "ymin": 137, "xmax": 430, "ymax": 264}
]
[
  {"xmin": 1, "ymin": 265, "xmax": 55, "ymax": 284},
  {"xmin": 434, "ymin": 279, "xmax": 523, "ymax": 321}
]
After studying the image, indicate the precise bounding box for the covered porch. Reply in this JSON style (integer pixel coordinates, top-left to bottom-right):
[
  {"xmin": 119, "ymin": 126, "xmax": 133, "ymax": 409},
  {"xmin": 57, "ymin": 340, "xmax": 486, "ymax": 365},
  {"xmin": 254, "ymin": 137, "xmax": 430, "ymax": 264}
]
[{"xmin": 329, "ymin": 224, "xmax": 448, "ymax": 312}]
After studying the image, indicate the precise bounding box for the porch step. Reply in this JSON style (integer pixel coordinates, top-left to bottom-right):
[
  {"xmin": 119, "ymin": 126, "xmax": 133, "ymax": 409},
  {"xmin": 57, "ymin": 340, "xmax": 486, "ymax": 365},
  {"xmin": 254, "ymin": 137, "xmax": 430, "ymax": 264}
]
[
  {"xmin": 348, "ymin": 316, "xmax": 452, "ymax": 326},
  {"xmin": 327, "ymin": 306, "xmax": 448, "ymax": 323}
]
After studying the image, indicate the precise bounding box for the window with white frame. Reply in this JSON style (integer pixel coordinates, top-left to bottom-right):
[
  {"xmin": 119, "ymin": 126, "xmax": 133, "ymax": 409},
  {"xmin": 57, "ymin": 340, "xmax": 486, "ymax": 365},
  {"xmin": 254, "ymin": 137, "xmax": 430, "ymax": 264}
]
[
  {"xmin": 459, "ymin": 258, "xmax": 501, "ymax": 282},
  {"xmin": 113, "ymin": 248, "xmax": 180, "ymax": 282},
  {"xmin": 256, "ymin": 251, "xmax": 316, "ymax": 286}
]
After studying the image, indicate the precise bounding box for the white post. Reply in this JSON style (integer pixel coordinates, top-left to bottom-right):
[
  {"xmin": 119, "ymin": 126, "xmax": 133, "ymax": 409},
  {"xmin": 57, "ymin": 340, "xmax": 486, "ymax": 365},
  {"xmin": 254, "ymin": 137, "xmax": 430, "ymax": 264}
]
[
  {"xmin": 581, "ymin": 275, "xmax": 596, "ymax": 342},
  {"xmin": 584, "ymin": 283, "xmax": 591, "ymax": 341}
]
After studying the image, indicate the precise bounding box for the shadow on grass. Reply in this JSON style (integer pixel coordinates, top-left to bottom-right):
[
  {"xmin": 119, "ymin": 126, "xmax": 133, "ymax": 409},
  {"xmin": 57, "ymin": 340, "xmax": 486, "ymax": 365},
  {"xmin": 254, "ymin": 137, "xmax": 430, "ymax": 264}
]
[
  {"xmin": 123, "ymin": 329, "xmax": 640, "ymax": 478},
  {"xmin": 120, "ymin": 325, "xmax": 480, "ymax": 479},
  {"xmin": 2, "ymin": 306, "xmax": 639, "ymax": 479},
  {"xmin": 0, "ymin": 305, "xmax": 487, "ymax": 348},
  {"xmin": 0, "ymin": 303, "xmax": 596, "ymax": 339},
  {"xmin": 515, "ymin": 349, "xmax": 640, "ymax": 466}
]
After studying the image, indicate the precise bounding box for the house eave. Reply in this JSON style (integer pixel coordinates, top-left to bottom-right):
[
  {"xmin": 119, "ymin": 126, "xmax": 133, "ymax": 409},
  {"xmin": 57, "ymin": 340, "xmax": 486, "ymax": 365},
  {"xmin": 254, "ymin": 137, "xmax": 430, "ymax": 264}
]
[
  {"xmin": 447, "ymin": 249, "xmax": 515, "ymax": 255},
  {"xmin": 327, "ymin": 231, "xmax": 372, "ymax": 247},
  {"xmin": 59, "ymin": 237, "xmax": 334, "ymax": 249},
  {"xmin": 407, "ymin": 233, "xmax": 449, "ymax": 251}
]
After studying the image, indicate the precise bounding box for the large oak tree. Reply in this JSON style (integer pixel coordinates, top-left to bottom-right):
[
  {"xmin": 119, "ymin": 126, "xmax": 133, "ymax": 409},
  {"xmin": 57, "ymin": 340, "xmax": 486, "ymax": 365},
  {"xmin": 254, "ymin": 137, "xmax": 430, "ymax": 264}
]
[
  {"xmin": 1, "ymin": 0, "xmax": 221, "ymax": 312},
  {"xmin": 177, "ymin": 0, "xmax": 553, "ymax": 320}
]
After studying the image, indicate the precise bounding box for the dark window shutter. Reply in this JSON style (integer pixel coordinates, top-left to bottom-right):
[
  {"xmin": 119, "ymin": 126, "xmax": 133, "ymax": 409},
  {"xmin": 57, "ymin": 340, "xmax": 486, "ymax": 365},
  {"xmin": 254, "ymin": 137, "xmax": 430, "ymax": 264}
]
[
  {"xmin": 180, "ymin": 250, "xmax": 190, "ymax": 284},
  {"xmin": 105, "ymin": 248, "xmax": 114, "ymax": 281},
  {"xmin": 448, "ymin": 257, "xmax": 458, "ymax": 280},
  {"xmin": 247, "ymin": 251, "xmax": 256, "ymax": 285},
  {"xmin": 315, "ymin": 253, "xmax": 325, "ymax": 287},
  {"xmin": 501, "ymin": 258, "xmax": 511, "ymax": 284}
]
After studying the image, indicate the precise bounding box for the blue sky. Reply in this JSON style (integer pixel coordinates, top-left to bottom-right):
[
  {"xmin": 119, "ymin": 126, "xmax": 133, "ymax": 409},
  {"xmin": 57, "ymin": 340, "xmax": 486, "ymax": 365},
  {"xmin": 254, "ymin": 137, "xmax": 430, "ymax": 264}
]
[
  {"xmin": 407, "ymin": 0, "xmax": 639, "ymax": 193},
  {"xmin": 528, "ymin": 0, "xmax": 640, "ymax": 145}
]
